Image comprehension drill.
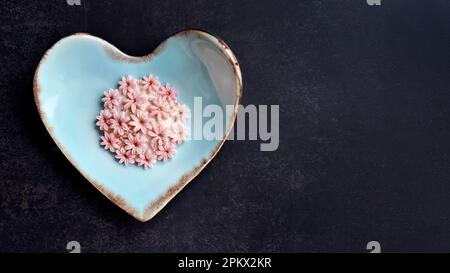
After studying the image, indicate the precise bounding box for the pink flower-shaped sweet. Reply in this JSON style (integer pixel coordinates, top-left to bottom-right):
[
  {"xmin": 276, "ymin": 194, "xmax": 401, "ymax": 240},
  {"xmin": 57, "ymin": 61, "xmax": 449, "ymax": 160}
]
[
  {"xmin": 148, "ymin": 123, "xmax": 169, "ymax": 149},
  {"xmin": 97, "ymin": 73, "xmax": 191, "ymax": 169},
  {"xmin": 129, "ymin": 110, "xmax": 152, "ymax": 134},
  {"xmin": 96, "ymin": 109, "xmax": 112, "ymax": 131},
  {"xmin": 124, "ymin": 90, "xmax": 146, "ymax": 113},
  {"xmin": 110, "ymin": 111, "xmax": 130, "ymax": 135},
  {"xmin": 100, "ymin": 132, "xmax": 120, "ymax": 152},
  {"xmin": 155, "ymin": 142, "xmax": 176, "ymax": 161},
  {"xmin": 102, "ymin": 88, "xmax": 120, "ymax": 109},
  {"xmin": 115, "ymin": 97, "xmax": 128, "ymax": 111},
  {"xmin": 170, "ymin": 123, "xmax": 188, "ymax": 144},
  {"xmin": 115, "ymin": 148, "xmax": 136, "ymax": 165},
  {"xmin": 149, "ymin": 97, "xmax": 171, "ymax": 120},
  {"xmin": 158, "ymin": 84, "xmax": 178, "ymax": 103},
  {"xmin": 136, "ymin": 150, "xmax": 157, "ymax": 169},
  {"xmin": 124, "ymin": 133, "xmax": 147, "ymax": 155},
  {"xmin": 140, "ymin": 74, "xmax": 161, "ymax": 92},
  {"xmin": 172, "ymin": 103, "xmax": 190, "ymax": 122},
  {"xmin": 118, "ymin": 75, "xmax": 137, "ymax": 95}
]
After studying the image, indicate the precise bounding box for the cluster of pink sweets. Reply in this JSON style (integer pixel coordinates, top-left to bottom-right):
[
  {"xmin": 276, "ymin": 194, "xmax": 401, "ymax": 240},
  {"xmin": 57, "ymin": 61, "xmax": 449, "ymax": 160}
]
[{"xmin": 96, "ymin": 75, "xmax": 190, "ymax": 169}]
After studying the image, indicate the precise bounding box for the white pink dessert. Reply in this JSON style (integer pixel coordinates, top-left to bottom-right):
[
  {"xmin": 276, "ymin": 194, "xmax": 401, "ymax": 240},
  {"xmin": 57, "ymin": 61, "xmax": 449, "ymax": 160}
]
[{"xmin": 96, "ymin": 74, "xmax": 190, "ymax": 169}]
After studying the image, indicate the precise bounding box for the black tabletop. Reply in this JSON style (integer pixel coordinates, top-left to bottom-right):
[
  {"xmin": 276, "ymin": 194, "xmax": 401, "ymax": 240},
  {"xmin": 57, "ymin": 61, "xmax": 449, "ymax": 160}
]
[{"xmin": 1, "ymin": 0, "xmax": 449, "ymax": 252}]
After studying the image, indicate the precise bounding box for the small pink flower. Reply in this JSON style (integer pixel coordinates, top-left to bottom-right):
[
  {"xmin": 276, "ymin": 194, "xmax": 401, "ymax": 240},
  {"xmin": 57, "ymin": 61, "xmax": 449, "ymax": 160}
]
[
  {"xmin": 129, "ymin": 110, "xmax": 152, "ymax": 134},
  {"xmin": 115, "ymin": 148, "xmax": 136, "ymax": 165},
  {"xmin": 170, "ymin": 123, "xmax": 188, "ymax": 144},
  {"xmin": 102, "ymin": 89, "xmax": 120, "ymax": 109},
  {"xmin": 140, "ymin": 74, "xmax": 160, "ymax": 92},
  {"xmin": 100, "ymin": 132, "xmax": 119, "ymax": 152},
  {"xmin": 118, "ymin": 75, "xmax": 137, "ymax": 95},
  {"xmin": 110, "ymin": 111, "xmax": 130, "ymax": 135},
  {"xmin": 124, "ymin": 90, "xmax": 146, "ymax": 113},
  {"xmin": 149, "ymin": 97, "xmax": 171, "ymax": 120},
  {"xmin": 172, "ymin": 103, "xmax": 190, "ymax": 122},
  {"xmin": 124, "ymin": 133, "xmax": 147, "ymax": 155},
  {"xmin": 116, "ymin": 97, "xmax": 128, "ymax": 111},
  {"xmin": 136, "ymin": 150, "xmax": 157, "ymax": 169},
  {"xmin": 155, "ymin": 142, "xmax": 176, "ymax": 161},
  {"xmin": 148, "ymin": 123, "xmax": 169, "ymax": 149},
  {"xmin": 158, "ymin": 84, "xmax": 178, "ymax": 103},
  {"xmin": 96, "ymin": 109, "xmax": 112, "ymax": 131}
]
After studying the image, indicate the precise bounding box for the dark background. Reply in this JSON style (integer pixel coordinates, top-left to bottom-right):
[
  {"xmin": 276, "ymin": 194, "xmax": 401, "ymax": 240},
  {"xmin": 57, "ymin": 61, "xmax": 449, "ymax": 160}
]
[{"xmin": 0, "ymin": 0, "xmax": 449, "ymax": 252}]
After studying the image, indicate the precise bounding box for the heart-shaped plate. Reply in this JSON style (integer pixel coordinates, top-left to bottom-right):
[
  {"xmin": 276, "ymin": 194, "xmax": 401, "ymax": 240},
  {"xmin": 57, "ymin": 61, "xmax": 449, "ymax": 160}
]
[{"xmin": 33, "ymin": 30, "xmax": 242, "ymax": 222}]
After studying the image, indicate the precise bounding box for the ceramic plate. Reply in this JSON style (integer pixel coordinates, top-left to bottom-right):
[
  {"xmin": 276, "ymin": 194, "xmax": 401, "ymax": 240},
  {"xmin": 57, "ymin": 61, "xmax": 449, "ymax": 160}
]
[{"xmin": 33, "ymin": 30, "xmax": 242, "ymax": 222}]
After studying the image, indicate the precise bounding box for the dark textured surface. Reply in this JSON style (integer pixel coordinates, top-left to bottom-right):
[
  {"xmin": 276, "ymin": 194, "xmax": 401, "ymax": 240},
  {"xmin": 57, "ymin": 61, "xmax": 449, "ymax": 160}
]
[{"xmin": 0, "ymin": 0, "xmax": 450, "ymax": 252}]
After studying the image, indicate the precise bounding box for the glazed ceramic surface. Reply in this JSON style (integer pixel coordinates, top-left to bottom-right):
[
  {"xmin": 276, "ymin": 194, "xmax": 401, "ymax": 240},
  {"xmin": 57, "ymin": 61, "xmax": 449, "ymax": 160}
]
[{"xmin": 34, "ymin": 30, "xmax": 242, "ymax": 222}]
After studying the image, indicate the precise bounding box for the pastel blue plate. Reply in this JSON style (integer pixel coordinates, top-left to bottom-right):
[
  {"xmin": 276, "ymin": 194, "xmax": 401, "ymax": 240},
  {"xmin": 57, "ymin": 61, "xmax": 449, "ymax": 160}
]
[{"xmin": 34, "ymin": 30, "xmax": 242, "ymax": 222}]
